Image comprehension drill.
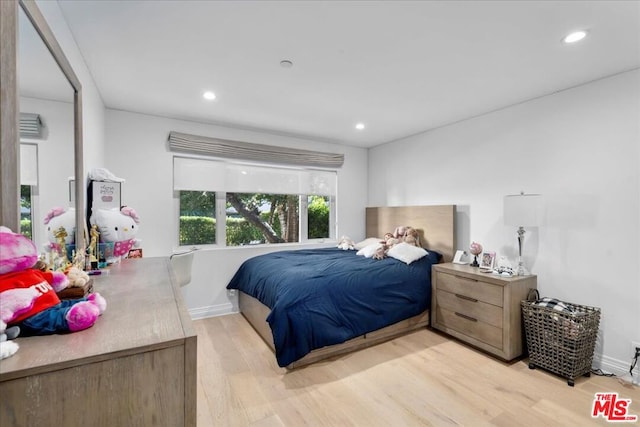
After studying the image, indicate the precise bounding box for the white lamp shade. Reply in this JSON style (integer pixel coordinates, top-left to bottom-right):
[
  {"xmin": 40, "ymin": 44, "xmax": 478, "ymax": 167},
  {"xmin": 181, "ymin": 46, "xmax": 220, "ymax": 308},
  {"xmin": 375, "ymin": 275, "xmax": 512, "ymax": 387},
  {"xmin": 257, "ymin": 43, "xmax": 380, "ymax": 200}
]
[{"xmin": 504, "ymin": 194, "xmax": 543, "ymax": 227}]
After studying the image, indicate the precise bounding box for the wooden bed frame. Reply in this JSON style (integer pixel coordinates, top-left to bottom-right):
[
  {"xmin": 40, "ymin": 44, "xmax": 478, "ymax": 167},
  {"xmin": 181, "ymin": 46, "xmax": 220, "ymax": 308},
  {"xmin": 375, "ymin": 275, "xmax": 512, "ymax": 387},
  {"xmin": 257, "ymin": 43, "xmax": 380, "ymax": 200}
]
[{"xmin": 239, "ymin": 205, "xmax": 456, "ymax": 369}]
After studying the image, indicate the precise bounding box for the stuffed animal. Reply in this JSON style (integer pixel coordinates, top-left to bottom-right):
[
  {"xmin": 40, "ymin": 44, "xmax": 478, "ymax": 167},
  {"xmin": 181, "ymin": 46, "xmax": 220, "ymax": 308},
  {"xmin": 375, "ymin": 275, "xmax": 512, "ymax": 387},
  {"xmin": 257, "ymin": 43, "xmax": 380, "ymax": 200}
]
[
  {"xmin": 337, "ymin": 236, "xmax": 355, "ymax": 250},
  {"xmin": 90, "ymin": 206, "xmax": 141, "ymax": 261},
  {"xmin": 44, "ymin": 207, "xmax": 76, "ymax": 249},
  {"xmin": 373, "ymin": 226, "xmax": 421, "ymax": 260},
  {"xmin": 66, "ymin": 266, "xmax": 90, "ymax": 288},
  {"xmin": 0, "ymin": 226, "xmax": 106, "ymax": 336},
  {"xmin": 392, "ymin": 226, "xmax": 420, "ymax": 247},
  {"xmin": 0, "ymin": 319, "xmax": 20, "ymax": 359},
  {"xmin": 402, "ymin": 226, "xmax": 420, "ymax": 247}
]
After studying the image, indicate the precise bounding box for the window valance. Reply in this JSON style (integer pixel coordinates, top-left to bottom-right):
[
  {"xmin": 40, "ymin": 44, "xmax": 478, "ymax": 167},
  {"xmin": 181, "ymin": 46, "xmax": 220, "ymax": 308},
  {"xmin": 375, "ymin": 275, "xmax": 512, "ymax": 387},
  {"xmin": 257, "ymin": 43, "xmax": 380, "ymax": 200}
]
[{"xmin": 168, "ymin": 131, "xmax": 344, "ymax": 168}]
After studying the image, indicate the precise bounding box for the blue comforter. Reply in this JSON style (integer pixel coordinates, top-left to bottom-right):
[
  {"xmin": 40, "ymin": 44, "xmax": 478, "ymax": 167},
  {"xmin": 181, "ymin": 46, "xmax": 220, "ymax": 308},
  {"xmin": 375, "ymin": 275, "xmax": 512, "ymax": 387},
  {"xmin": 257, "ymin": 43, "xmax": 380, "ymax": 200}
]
[{"xmin": 227, "ymin": 247, "xmax": 441, "ymax": 367}]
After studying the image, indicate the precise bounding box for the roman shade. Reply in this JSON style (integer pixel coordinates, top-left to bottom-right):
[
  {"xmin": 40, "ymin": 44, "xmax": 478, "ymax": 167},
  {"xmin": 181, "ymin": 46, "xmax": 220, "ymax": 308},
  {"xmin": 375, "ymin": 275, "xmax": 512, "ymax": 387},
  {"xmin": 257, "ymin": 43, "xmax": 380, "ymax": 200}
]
[
  {"xmin": 168, "ymin": 131, "xmax": 344, "ymax": 168},
  {"xmin": 20, "ymin": 143, "xmax": 38, "ymax": 186},
  {"xmin": 173, "ymin": 157, "xmax": 337, "ymax": 196}
]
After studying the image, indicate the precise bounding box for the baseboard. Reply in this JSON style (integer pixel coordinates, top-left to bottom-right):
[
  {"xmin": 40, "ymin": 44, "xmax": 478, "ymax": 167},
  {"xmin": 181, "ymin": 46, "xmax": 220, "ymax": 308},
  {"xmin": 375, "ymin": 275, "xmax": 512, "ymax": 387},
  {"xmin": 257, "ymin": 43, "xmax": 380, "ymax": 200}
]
[
  {"xmin": 593, "ymin": 353, "xmax": 639, "ymax": 378},
  {"xmin": 188, "ymin": 302, "xmax": 234, "ymax": 320}
]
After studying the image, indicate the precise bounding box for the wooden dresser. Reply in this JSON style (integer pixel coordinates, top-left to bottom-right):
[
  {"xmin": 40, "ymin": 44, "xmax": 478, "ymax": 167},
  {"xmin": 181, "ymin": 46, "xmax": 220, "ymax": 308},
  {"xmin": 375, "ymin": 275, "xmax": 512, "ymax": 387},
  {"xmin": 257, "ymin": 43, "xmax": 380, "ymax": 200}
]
[
  {"xmin": 0, "ymin": 257, "xmax": 197, "ymax": 426},
  {"xmin": 431, "ymin": 263, "xmax": 537, "ymax": 361}
]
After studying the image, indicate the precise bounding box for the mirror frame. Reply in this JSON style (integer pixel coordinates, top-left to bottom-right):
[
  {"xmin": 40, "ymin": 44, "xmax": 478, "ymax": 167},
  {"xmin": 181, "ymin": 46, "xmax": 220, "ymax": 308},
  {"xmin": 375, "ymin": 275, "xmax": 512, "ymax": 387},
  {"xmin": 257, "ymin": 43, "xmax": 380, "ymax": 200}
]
[{"xmin": 0, "ymin": 0, "xmax": 85, "ymax": 255}]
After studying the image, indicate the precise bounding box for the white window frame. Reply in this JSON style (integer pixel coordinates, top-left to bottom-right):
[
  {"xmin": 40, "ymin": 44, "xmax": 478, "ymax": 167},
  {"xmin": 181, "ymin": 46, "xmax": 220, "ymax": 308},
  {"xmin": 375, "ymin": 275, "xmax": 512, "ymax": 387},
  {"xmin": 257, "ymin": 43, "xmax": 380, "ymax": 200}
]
[{"xmin": 174, "ymin": 156, "xmax": 337, "ymax": 248}]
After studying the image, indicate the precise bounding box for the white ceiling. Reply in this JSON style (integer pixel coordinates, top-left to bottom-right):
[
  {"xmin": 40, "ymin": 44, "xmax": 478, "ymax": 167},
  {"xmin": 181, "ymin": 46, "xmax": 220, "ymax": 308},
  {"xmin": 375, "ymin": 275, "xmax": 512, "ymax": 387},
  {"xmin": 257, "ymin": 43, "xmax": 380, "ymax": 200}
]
[{"xmin": 54, "ymin": 0, "xmax": 640, "ymax": 148}]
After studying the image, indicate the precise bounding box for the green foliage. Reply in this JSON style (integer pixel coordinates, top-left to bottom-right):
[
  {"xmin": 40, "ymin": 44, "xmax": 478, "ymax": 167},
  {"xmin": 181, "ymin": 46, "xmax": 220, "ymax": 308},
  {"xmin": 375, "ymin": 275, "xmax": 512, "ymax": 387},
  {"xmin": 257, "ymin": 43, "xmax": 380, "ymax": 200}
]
[
  {"xmin": 20, "ymin": 185, "xmax": 32, "ymax": 239},
  {"xmin": 179, "ymin": 213, "xmax": 282, "ymax": 246},
  {"xmin": 20, "ymin": 219, "xmax": 32, "ymax": 240},
  {"xmin": 20, "ymin": 185, "xmax": 31, "ymax": 210},
  {"xmin": 180, "ymin": 191, "xmax": 215, "ymax": 216},
  {"xmin": 179, "ymin": 216, "xmax": 215, "ymax": 245},
  {"xmin": 226, "ymin": 216, "xmax": 266, "ymax": 246},
  {"xmin": 308, "ymin": 196, "xmax": 329, "ymax": 239},
  {"xmin": 179, "ymin": 192, "xmax": 329, "ymax": 246}
]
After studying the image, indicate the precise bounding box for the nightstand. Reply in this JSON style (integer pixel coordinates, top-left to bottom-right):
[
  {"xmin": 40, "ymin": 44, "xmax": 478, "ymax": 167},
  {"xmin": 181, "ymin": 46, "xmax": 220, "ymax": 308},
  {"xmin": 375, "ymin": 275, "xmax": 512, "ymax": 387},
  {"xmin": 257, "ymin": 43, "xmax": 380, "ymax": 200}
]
[{"xmin": 431, "ymin": 263, "xmax": 537, "ymax": 361}]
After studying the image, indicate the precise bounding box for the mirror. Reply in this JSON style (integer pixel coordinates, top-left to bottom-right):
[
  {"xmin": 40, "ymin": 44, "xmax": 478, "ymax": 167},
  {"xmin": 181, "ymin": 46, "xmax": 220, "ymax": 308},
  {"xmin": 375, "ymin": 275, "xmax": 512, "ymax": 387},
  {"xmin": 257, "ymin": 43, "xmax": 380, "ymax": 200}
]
[
  {"xmin": 17, "ymin": 0, "xmax": 85, "ymax": 259},
  {"xmin": 18, "ymin": 6, "xmax": 73, "ymax": 250}
]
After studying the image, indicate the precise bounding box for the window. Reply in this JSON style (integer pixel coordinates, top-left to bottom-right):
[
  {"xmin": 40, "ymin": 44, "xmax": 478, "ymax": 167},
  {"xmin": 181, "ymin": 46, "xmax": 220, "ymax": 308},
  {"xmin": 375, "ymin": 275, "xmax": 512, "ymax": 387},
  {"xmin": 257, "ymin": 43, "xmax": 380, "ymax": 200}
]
[
  {"xmin": 20, "ymin": 143, "xmax": 38, "ymax": 239},
  {"xmin": 179, "ymin": 191, "xmax": 216, "ymax": 245},
  {"xmin": 174, "ymin": 157, "xmax": 336, "ymax": 247},
  {"xmin": 226, "ymin": 193, "xmax": 300, "ymax": 246},
  {"xmin": 20, "ymin": 185, "xmax": 33, "ymax": 239},
  {"xmin": 308, "ymin": 195, "xmax": 329, "ymax": 239}
]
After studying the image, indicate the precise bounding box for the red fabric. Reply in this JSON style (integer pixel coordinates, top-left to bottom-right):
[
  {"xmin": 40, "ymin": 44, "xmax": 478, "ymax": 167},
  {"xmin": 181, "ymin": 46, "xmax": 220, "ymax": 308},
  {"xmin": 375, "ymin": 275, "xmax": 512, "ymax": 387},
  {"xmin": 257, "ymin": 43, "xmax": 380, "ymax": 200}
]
[{"xmin": 0, "ymin": 269, "xmax": 61, "ymax": 323}]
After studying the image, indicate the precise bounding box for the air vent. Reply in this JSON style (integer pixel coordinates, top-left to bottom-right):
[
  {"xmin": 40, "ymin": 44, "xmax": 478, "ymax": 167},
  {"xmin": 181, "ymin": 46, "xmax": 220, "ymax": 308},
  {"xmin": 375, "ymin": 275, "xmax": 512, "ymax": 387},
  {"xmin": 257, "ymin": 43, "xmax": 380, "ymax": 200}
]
[{"xmin": 20, "ymin": 113, "xmax": 42, "ymax": 138}]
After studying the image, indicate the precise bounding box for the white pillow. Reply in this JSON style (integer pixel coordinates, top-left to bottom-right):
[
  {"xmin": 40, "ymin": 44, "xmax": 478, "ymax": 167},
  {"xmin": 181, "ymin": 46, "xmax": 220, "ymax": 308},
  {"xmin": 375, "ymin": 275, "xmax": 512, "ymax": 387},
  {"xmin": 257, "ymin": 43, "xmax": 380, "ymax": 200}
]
[
  {"xmin": 354, "ymin": 237, "xmax": 382, "ymax": 250},
  {"xmin": 356, "ymin": 242, "xmax": 382, "ymax": 258},
  {"xmin": 387, "ymin": 242, "xmax": 428, "ymax": 264}
]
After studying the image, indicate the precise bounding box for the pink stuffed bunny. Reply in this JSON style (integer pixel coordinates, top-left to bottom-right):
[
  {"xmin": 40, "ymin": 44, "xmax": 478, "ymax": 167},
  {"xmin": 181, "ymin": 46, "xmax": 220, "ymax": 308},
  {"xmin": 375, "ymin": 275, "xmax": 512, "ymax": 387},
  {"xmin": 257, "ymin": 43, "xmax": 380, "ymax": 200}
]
[{"xmin": 0, "ymin": 226, "xmax": 106, "ymax": 335}]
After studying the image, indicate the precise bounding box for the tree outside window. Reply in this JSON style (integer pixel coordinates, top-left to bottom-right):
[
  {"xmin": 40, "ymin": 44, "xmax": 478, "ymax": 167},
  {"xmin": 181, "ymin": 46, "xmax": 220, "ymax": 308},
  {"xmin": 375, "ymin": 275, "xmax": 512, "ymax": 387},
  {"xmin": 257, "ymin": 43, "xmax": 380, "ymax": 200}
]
[{"xmin": 179, "ymin": 191, "xmax": 330, "ymax": 246}]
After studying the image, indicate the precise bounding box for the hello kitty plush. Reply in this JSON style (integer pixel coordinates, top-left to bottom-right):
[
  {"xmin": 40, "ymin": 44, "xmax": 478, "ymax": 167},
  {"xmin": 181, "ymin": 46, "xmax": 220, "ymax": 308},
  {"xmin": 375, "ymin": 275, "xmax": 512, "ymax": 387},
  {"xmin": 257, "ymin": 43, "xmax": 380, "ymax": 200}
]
[
  {"xmin": 43, "ymin": 207, "xmax": 76, "ymax": 250},
  {"xmin": 90, "ymin": 206, "xmax": 140, "ymax": 261},
  {"xmin": 0, "ymin": 226, "xmax": 106, "ymax": 336}
]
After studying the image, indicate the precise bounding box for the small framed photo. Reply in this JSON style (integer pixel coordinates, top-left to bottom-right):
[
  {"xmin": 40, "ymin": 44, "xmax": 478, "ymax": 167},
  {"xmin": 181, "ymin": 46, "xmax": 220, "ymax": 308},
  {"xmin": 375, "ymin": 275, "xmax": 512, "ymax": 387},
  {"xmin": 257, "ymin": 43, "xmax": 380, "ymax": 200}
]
[
  {"xmin": 480, "ymin": 251, "xmax": 496, "ymax": 269},
  {"xmin": 128, "ymin": 248, "xmax": 143, "ymax": 259},
  {"xmin": 453, "ymin": 250, "xmax": 470, "ymax": 264}
]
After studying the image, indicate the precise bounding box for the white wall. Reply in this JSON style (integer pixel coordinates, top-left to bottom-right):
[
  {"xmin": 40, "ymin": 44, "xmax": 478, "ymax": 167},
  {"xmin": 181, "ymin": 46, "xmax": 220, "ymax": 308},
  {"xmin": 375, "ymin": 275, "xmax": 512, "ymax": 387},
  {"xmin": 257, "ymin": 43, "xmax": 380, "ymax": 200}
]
[
  {"xmin": 20, "ymin": 97, "xmax": 74, "ymax": 250},
  {"xmin": 36, "ymin": 0, "xmax": 106, "ymax": 184},
  {"xmin": 369, "ymin": 69, "xmax": 640, "ymax": 373},
  {"xmin": 104, "ymin": 110, "xmax": 368, "ymax": 316}
]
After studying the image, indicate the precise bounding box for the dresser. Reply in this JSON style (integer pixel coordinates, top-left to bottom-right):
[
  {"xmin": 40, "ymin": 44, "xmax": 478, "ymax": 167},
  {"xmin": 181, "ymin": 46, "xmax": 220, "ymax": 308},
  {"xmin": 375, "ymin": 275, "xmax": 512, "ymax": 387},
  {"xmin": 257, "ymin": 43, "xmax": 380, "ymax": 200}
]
[
  {"xmin": 431, "ymin": 263, "xmax": 537, "ymax": 361},
  {"xmin": 0, "ymin": 257, "xmax": 197, "ymax": 426}
]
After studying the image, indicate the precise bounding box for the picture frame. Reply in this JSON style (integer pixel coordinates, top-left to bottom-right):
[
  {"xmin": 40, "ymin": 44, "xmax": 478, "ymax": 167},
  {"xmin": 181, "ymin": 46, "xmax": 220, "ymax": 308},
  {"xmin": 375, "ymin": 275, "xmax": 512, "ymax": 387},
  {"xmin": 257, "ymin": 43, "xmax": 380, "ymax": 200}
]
[
  {"xmin": 480, "ymin": 251, "xmax": 496, "ymax": 269},
  {"xmin": 452, "ymin": 250, "xmax": 470, "ymax": 264},
  {"xmin": 127, "ymin": 248, "xmax": 143, "ymax": 259}
]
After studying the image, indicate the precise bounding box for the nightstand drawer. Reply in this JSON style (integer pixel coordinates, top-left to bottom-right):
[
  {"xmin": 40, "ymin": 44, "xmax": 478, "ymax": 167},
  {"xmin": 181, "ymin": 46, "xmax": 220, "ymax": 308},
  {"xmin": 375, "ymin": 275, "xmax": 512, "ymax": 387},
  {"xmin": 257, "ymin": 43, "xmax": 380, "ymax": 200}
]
[
  {"xmin": 435, "ymin": 289, "xmax": 503, "ymax": 328},
  {"xmin": 437, "ymin": 307, "xmax": 503, "ymax": 349},
  {"xmin": 431, "ymin": 263, "xmax": 537, "ymax": 361},
  {"xmin": 437, "ymin": 272, "xmax": 503, "ymax": 307}
]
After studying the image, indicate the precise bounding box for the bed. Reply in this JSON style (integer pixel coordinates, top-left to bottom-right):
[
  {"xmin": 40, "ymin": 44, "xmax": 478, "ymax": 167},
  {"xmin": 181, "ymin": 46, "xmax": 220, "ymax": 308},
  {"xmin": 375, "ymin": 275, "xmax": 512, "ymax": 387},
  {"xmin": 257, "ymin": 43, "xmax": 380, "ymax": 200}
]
[{"xmin": 227, "ymin": 205, "xmax": 456, "ymax": 368}]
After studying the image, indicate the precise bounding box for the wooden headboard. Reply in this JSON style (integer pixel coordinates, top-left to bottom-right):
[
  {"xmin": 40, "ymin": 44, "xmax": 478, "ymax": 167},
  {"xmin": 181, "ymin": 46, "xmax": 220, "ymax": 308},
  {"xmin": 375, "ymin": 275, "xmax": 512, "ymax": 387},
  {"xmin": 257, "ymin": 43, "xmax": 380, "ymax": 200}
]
[{"xmin": 365, "ymin": 205, "xmax": 456, "ymax": 263}]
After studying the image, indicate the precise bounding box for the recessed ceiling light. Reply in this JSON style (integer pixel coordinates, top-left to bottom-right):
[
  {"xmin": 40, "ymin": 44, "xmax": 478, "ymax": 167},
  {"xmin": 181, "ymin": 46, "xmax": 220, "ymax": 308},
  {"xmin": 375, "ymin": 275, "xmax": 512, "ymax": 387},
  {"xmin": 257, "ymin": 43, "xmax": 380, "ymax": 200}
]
[
  {"xmin": 280, "ymin": 60, "xmax": 293, "ymax": 68},
  {"xmin": 203, "ymin": 91, "xmax": 216, "ymax": 100},
  {"xmin": 355, "ymin": 123, "xmax": 365, "ymax": 130},
  {"xmin": 563, "ymin": 30, "xmax": 588, "ymax": 44}
]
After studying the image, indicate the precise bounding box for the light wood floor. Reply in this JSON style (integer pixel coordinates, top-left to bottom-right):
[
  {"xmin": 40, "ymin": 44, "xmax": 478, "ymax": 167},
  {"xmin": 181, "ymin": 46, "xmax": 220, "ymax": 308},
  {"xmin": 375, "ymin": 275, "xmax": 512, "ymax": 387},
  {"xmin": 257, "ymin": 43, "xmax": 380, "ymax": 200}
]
[{"xmin": 195, "ymin": 314, "xmax": 640, "ymax": 426}]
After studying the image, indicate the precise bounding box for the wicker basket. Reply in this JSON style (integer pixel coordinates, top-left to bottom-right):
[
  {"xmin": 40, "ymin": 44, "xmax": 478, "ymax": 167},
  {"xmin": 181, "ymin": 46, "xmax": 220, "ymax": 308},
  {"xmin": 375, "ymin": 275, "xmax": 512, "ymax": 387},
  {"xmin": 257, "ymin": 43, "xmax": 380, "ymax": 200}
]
[{"xmin": 521, "ymin": 299, "xmax": 601, "ymax": 386}]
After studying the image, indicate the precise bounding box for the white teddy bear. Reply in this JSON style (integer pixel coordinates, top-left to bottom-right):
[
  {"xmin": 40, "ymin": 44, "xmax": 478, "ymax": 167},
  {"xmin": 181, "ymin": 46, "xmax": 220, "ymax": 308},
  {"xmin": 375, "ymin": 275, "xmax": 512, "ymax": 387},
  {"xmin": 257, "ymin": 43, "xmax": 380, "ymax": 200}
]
[{"xmin": 337, "ymin": 236, "xmax": 355, "ymax": 250}]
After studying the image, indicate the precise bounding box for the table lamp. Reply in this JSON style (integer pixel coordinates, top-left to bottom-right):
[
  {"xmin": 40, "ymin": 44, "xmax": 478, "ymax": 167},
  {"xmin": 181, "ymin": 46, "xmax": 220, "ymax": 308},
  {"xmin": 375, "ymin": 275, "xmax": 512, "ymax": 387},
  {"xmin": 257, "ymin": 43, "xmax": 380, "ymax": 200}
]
[{"xmin": 503, "ymin": 192, "xmax": 542, "ymax": 276}]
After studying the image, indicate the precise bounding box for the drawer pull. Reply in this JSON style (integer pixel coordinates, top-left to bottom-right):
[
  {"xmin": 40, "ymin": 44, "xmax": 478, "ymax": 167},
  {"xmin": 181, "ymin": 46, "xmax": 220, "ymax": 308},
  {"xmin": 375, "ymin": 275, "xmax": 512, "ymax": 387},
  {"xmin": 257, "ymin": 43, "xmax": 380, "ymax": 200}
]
[
  {"xmin": 455, "ymin": 275, "xmax": 478, "ymax": 283},
  {"xmin": 454, "ymin": 312, "xmax": 478, "ymax": 322},
  {"xmin": 455, "ymin": 293, "xmax": 478, "ymax": 303}
]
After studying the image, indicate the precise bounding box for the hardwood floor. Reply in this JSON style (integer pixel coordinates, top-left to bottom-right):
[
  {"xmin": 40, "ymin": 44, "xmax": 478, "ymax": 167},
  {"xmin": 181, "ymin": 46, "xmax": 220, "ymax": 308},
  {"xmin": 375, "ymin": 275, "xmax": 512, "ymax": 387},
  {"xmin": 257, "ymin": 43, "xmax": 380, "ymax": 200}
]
[{"xmin": 195, "ymin": 314, "xmax": 639, "ymax": 426}]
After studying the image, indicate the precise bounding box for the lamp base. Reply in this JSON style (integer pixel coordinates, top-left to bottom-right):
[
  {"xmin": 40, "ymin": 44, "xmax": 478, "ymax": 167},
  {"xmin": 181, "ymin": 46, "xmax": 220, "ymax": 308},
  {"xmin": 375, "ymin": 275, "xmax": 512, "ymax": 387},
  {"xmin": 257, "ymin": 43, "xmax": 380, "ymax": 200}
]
[
  {"xmin": 471, "ymin": 254, "xmax": 479, "ymax": 267},
  {"xmin": 516, "ymin": 257, "xmax": 530, "ymax": 276},
  {"xmin": 515, "ymin": 227, "xmax": 531, "ymax": 275}
]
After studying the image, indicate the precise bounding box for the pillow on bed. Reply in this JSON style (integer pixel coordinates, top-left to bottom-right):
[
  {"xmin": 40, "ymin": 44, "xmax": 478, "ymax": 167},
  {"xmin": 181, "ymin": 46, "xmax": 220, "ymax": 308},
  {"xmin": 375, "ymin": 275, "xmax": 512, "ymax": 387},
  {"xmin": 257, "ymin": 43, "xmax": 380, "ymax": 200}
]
[
  {"xmin": 354, "ymin": 237, "xmax": 382, "ymax": 250},
  {"xmin": 356, "ymin": 242, "xmax": 383, "ymax": 258},
  {"xmin": 387, "ymin": 242, "xmax": 428, "ymax": 264}
]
